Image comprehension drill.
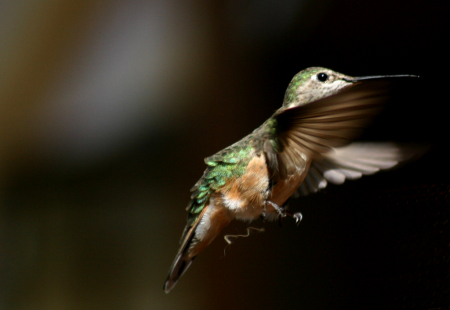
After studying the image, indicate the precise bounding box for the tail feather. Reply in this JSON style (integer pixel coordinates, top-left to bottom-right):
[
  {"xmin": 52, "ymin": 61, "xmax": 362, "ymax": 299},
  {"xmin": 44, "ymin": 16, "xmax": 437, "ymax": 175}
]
[
  {"xmin": 164, "ymin": 252, "xmax": 195, "ymax": 293},
  {"xmin": 164, "ymin": 207, "xmax": 207, "ymax": 294},
  {"xmin": 164, "ymin": 201, "xmax": 232, "ymax": 293}
]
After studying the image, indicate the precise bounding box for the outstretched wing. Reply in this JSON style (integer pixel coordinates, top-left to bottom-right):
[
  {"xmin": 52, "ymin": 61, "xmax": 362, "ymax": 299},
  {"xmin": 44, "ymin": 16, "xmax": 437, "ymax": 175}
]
[
  {"xmin": 297, "ymin": 142, "xmax": 428, "ymax": 196},
  {"xmin": 262, "ymin": 80, "xmax": 392, "ymax": 181}
]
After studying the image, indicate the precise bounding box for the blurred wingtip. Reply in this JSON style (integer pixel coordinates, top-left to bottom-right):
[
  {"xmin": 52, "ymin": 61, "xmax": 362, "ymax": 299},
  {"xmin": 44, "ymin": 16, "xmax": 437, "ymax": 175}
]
[{"xmin": 398, "ymin": 143, "xmax": 430, "ymax": 161}]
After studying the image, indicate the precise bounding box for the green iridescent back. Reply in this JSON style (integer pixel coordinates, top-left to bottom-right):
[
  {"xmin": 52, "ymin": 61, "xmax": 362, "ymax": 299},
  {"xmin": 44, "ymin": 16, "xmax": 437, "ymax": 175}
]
[{"xmin": 184, "ymin": 134, "xmax": 257, "ymax": 227}]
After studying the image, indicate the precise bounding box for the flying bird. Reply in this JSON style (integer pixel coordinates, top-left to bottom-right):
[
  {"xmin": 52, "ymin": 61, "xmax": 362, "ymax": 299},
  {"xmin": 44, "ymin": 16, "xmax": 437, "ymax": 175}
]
[{"xmin": 164, "ymin": 67, "xmax": 421, "ymax": 293}]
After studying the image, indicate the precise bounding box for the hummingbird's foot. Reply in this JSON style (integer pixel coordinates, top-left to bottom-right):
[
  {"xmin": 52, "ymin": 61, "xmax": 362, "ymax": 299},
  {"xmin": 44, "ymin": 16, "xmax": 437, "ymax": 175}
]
[
  {"xmin": 279, "ymin": 210, "xmax": 303, "ymax": 226},
  {"xmin": 266, "ymin": 201, "xmax": 287, "ymax": 217},
  {"xmin": 285, "ymin": 211, "xmax": 303, "ymax": 226}
]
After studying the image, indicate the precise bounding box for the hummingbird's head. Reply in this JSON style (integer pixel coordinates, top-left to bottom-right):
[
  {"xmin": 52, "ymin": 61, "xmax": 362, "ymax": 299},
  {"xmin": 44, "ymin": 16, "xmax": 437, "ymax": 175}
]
[
  {"xmin": 282, "ymin": 67, "xmax": 419, "ymax": 109},
  {"xmin": 283, "ymin": 67, "xmax": 355, "ymax": 108}
]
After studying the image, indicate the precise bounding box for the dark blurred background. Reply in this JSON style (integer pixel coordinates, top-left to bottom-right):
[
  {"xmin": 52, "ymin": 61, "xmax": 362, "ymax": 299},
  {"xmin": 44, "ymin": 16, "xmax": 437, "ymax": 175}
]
[{"xmin": 1, "ymin": 0, "xmax": 449, "ymax": 309}]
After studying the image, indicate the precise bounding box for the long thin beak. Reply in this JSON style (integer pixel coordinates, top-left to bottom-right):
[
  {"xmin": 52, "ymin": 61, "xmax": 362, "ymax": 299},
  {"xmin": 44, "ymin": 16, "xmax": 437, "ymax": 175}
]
[{"xmin": 343, "ymin": 74, "xmax": 419, "ymax": 82}]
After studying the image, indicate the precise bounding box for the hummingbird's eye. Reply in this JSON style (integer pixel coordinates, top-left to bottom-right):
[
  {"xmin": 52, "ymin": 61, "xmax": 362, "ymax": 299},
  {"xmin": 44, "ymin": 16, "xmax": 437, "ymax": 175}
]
[{"xmin": 317, "ymin": 73, "xmax": 329, "ymax": 82}]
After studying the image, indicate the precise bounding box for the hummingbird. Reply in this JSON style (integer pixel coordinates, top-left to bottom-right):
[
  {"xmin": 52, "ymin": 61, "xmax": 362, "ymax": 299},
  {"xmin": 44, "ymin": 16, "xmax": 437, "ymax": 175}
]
[{"xmin": 164, "ymin": 67, "xmax": 420, "ymax": 293}]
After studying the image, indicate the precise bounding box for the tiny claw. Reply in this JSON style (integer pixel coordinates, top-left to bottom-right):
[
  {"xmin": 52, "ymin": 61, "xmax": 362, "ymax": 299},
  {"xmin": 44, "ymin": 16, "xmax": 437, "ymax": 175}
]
[
  {"xmin": 285, "ymin": 211, "xmax": 303, "ymax": 226},
  {"xmin": 293, "ymin": 212, "xmax": 303, "ymax": 225}
]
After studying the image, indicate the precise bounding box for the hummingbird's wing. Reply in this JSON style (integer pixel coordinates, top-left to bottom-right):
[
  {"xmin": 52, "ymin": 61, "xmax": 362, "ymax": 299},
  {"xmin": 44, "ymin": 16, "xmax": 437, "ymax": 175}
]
[
  {"xmin": 296, "ymin": 142, "xmax": 427, "ymax": 196},
  {"xmin": 262, "ymin": 81, "xmax": 392, "ymax": 180}
]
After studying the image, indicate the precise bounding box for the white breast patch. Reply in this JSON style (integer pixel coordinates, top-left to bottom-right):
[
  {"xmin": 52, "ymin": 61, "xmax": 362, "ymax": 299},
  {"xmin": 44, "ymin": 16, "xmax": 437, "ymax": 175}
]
[{"xmin": 222, "ymin": 195, "xmax": 242, "ymax": 211}]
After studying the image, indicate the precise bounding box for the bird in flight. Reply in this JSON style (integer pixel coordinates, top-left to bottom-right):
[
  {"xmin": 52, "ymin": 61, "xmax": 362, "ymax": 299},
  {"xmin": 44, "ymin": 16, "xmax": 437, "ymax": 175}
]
[{"xmin": 164, "ymin": 67, "xmax": 420, "ymax": 293}]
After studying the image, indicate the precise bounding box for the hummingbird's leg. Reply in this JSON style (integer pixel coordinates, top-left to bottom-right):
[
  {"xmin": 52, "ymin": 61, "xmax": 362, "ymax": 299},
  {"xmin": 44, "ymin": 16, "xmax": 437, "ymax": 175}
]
[
  {"xmin": 266, "ymin": 201, "xmax": 287, "ymax": 217},
  {"xmin": 278, "ymin": 200, "xmax": 290, "ymax": 226},
  {"xmin": 274, "ymin": 200, "xmax": 302, "ymax": 226},
  {"xmin": 260, "ymin": 203, "xmax": 267, "ymax": 221},
  {"xmin": 264, "ymin": 201, "xmax": 301, "ymax": 225}
]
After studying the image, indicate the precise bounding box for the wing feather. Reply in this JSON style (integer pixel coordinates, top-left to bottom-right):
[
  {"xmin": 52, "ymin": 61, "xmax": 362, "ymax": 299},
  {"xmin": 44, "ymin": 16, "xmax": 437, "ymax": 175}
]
[
  {"xmin": 263, "ymin": 80, "xmax": 392, "ymax": 180},
  {"xmin": 296, "ymin": 142, "xmax": 427, "ymax": 195}
]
